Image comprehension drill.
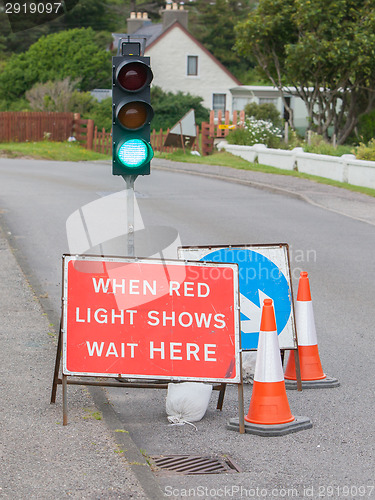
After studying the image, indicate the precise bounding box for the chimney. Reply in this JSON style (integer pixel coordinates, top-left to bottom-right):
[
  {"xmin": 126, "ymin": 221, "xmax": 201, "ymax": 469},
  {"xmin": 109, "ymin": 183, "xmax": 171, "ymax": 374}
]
[
  {"xmin": 127, "ymin": 11, "xmax": 150, "ymax": 34},
  {"xmin": 161, "ymin": 2, "xmax": 188, "ymax": 31}
]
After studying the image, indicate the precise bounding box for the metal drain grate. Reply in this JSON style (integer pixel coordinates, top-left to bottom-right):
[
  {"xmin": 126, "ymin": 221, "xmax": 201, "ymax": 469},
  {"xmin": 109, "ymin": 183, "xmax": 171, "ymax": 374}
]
[{"xmin": 150, "ymin": 454, "xmax": 241, "ymax": 475}]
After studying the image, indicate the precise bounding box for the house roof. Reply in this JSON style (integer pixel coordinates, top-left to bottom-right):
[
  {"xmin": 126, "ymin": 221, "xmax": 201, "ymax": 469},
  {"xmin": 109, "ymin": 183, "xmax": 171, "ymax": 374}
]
[
  {"xmin": 230, "ymin": 85, "xmax": 300, "ymax": 97},
  {"xmin": 112, "ymin": 18, "xmax": 241, "ymax": 85},
  {"xmin": 138, "ymin": 20, "xmax": 241, "ymax": 85},
  {"xmin": 133, "ymin": 23, "xmax": 163, "ymax": 46},
  {"xmin": 111, "ymin": 25, "xmax": 162, "ymax": 54}
]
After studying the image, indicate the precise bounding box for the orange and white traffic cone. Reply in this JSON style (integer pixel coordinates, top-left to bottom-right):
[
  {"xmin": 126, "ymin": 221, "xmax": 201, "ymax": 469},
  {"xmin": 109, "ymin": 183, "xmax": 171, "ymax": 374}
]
[
  {"xmin": 228, "ymin": 299, "xmax": 312, "ymax": 436},
  {"xmin": 284, "ymin": 272, "xmax": 339, "ymax": 389},
  {"xmin": 246, "ymin": 299, "xmax": 294, "ymax": 425}
]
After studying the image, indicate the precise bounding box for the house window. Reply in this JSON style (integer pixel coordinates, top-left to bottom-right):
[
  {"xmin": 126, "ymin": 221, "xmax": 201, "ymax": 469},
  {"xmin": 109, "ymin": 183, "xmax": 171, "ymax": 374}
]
[
  {"xmin": 259, "ymin": 98, "xmax": 278, "ymax": 106},
  {"xmin": 187, "ymin": 55, "xmax": 198, "ymax": 76},
  {"xmin": 232, "ymin": 97, "xmax": 252, "ymax": 111},
  {"xmin": 213, "ymin": 93, "xmax": 226, "ymax": 114}
]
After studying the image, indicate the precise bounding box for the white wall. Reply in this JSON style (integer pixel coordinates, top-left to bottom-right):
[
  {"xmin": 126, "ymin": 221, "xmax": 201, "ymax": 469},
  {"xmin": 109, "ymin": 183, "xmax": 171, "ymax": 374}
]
[
  {"xmin": 146, "ymin": 25, "xmax": 238, "ymax": 113},
  {"xmin": 219, "ymin": 142, "xmax": 375, "ymax": 190}
]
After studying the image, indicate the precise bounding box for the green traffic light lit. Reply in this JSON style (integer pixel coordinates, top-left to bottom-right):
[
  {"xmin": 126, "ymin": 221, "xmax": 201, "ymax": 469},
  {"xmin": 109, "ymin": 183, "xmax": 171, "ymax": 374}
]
[{"xmin": 116, "ymin": 138, "xmax": 154, "ymax": 169}]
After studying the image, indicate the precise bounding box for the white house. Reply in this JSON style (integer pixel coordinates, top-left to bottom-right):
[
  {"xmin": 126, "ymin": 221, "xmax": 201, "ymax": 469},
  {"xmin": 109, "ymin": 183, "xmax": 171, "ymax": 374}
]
[
  {"xmin": 230, "ymin": 85, "xmax": 311, "ymax": 134},
  {"xmin": 112, "ymin": 3, "xmax": 241, "ymax": 115},
  {"xmin": 109, "ymin": 3, "xmax": 313, "ymax": 132}
]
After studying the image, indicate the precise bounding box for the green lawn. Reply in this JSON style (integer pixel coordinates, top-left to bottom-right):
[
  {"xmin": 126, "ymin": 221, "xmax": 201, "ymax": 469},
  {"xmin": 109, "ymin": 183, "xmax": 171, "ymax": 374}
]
[{"xmin": 0, "ymin": 141, "xmax": 110, "ymax": 162}]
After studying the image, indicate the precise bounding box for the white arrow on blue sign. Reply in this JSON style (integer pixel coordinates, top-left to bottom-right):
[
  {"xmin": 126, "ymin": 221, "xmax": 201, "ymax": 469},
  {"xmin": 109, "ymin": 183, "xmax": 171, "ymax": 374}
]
[{"xmin": 178, "ymin": 245, "xmax": 297, "ymax": 350}]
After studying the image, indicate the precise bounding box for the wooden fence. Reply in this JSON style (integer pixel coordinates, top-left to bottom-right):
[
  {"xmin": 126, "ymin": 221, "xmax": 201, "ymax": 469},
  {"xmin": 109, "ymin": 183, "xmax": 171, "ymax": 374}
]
[
  {"xmin": 0, "ymin": 112, "xmax": 75, "ymax": 143},
  {"xmin": 72, "ymin": 114, "xmax": 94, "ymax": 150},
  {"xmin": 151, "ymin": 128, "xmax": 195, "ymax": 154},
  {"xmin": 88, "ymin": 127, "xmax": 197, "ymax": 156},
  {"xmin": 0, "ymin": 109, "xmax": 245, "ymax": 157},
  {"xmin": 149, "ymin": 112, "xmax": 245, "ymax": 155},
  {"xmin": 208, "ymin": 109, "xmax": 245, "ymax": 139},
  {"xmin": 83, "ymin": 127, "xmax": 180, "ymax": 156},
  {"xmin": 92, "ymin": 126, "xmax": 111, "ymax": 155},
  {"xmin": 0, "ymin": 111, "xmax": 97, "ymax": 150},
  {"xmin": 75, "ymin": 117, "xmax": 240, "ymax": 156},
  {"xmin": 201, "ymin": 122, "xmax": 213, "ymax": 156}
]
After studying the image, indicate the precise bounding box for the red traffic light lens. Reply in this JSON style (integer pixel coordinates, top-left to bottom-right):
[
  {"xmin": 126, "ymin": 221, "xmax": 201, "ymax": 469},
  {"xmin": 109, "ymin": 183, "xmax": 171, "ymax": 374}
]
[
  {"xmin": 117, "ymin": 62, "xmax": 152, "ymax": 92},
  {"xmin": 117, "ymin": 101, "xmax": 152, "ymax": 130}
]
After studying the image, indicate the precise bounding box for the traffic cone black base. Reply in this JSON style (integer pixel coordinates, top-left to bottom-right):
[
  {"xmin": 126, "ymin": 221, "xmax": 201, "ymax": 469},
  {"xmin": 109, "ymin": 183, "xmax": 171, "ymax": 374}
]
[
  {"xmin": 284, "ymin": 272, "xmax": 339, "ymax": 389},
  {"xmin": 228, "ymin": 299, "xmax": 312, "ymax": 436},
  {"xmin": 285, "ymin": 376, "xmax": 340, "ymax": 390},
  {"xmin": 227, "ymin": 415, "xmax": 312, "ymax": 437}
]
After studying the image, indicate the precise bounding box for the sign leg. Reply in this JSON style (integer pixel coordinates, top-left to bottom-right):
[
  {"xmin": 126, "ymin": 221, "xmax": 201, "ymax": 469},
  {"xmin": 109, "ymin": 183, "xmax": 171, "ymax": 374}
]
[
  {"xmin": 294, "ymin": 348, "xmax": 303, "ymax": 391},
  {"xmin": 216, "ymin": 384, "xmax": 226, "ymax": 410},
  {"xmin": 238, "ymin": 383, "xmax": 245, "ymax": 434},
  {"xmin": 62, "ymin": 375, "xmax": 68, "ymax": 426},
  {"xmin": 237, "ymin": 351, "xmax": 245, "ymax": 433},
  {"xmin": 50, "ymin": 324, "xmax": 62, "ymax": 404}
]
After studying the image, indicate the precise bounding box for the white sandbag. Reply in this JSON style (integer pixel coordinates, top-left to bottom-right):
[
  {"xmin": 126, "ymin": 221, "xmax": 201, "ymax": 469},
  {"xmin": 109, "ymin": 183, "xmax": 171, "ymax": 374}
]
[
  {"xmin": 242, "ymin": 351, "xmax": 257, "ymax": 382},
  {"xmin": 166, "ymin": 382, "xmax": 212, "ymax": 427}
]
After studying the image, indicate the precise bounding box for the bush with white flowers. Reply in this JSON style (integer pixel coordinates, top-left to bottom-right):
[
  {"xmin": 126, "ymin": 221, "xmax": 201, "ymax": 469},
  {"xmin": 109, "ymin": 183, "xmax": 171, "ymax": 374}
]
[{"xmin": 227, "ymin": 117, "xmax": 283, "ymax": 148}]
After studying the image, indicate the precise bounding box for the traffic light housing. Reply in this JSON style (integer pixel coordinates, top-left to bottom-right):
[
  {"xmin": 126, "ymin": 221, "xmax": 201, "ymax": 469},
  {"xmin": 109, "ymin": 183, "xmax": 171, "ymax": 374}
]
[{"xmin": 112, "ymin": 52, "xmax": 154, "ymax": 176}]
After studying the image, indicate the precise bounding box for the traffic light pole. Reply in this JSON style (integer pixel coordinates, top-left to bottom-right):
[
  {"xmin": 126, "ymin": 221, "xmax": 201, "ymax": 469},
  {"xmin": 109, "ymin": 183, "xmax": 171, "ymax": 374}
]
[
  {"xmin": 123, "ymin": 175, "xmax": 137, "ymax": 257},
  {"xmin": 112, "ymin": 41, "xmax": 153, "ymax": 258}
]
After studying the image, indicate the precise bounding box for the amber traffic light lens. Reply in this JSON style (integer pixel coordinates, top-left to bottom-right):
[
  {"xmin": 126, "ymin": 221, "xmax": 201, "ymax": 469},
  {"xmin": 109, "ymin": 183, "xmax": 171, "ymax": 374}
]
[
  {"xmin": 118, "ymin": 102, "xmax": 148, "ymax": 130},
  {"xmin": 117, "ymin": 62, "xmax": 150, "ymax": 91}
]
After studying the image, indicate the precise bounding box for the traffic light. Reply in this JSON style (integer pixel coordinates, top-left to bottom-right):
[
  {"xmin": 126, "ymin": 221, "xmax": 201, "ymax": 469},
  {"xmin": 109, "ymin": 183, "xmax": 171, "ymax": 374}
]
[{"xmin": 112, "ymin": 48, "xmax": 154, "ymax": 176}]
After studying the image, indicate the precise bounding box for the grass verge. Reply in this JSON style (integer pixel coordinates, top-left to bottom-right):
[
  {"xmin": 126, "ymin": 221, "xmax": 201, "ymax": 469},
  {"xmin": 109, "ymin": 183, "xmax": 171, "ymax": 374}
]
[
  {"xmin": 155, "ymin": 150, "xmax": 375, "ymax": 198},
  {"xmin": 0, "ymin": 141, "xmax": 110, "ymax": 162}
]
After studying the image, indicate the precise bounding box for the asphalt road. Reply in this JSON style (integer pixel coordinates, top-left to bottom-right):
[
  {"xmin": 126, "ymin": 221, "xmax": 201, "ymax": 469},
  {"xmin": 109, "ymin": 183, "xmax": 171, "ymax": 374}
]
[{"xmin": 0, "ymin": 158, "xmax": 374, "ymax": 499}]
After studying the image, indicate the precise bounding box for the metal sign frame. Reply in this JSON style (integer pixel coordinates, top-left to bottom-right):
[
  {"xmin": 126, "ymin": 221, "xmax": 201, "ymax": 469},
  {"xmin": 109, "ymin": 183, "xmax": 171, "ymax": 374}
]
[{"xmin": 51, "ymin": 254, "xmax": 245, "ymax": 429}]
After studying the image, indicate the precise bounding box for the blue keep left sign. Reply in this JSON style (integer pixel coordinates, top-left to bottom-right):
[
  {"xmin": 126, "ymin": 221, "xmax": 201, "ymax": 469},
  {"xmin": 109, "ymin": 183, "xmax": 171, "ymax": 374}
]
[{"xmin": 178, "ymin": 245, "xmax": 296, "ymax": 350}]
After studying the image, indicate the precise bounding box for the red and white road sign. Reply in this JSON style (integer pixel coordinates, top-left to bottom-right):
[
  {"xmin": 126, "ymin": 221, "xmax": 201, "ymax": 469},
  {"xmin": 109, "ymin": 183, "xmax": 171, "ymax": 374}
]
[{"xmin": 62, "ymin": 255, "xmax": 241, "ymax": 382}]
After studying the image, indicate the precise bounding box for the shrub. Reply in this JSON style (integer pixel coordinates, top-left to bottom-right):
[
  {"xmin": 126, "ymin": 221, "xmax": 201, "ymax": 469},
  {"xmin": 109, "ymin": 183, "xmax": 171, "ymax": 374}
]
[
  {"xmin": 0, "ymin": 98, "xmax": 30, "ymax": 111},
  {"xmin": 70, "ymin": 91, "xmax": 96, "ymax": 116},
  {"xmin": 284, "ymin": 127, "xmax": 304, "ymax": 149},
  {"xmin": 87, "ymin": 97, "xmax": 112, "ymax": 132},
  {"xmin": 150, "ymin": 86, "xmax": 209, "ymax": 130},
  {"xmin": 244, "ymin": 102, "xmax": 283, "ymax": 128},
  {"xmin": 353, "ymin": 139, "xmax": 375, "ymax": 161},
  {"xmin": 226, "ymin": 117, "xmax": 283, "ymax": 148},
  {"xmin": 25, "ymin": 78, "xmax": 111, "ymax": 131},
  {"xmin": 354, "ymin": 110, "xmax": 375, "ymax": 144},
  {"xmin": 304, "ymin": 133, "xmax": 352, "ymax": 156},
  {"xmin": 26, "ymin": 78, "xmax": 81, "ymax": 112}
]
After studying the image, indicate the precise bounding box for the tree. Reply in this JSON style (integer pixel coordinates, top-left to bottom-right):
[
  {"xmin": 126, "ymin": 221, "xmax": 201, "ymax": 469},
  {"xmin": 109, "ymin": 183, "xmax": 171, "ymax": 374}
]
[
  {"xmin": 244, "ymin": 102, "xmax": 283, "ymax": 128},
  {"xmin": 188, "ymin": 0, "xmax": 256, "ymax": 82},
  {"xmin": 0, "ymin": 0, "xmax": 119, "ymax": 55},
  {"xmin": 150, "ymin": 86, "xmax": 209, "ymax": 131},
  {"xmin": 235, "ymin": 0, "xmax": 375, "ymax": 144},
  {"xmin": 61, "ymin": 0, "xmax": 116, "ymax": 31},
  {"xmin": 0, "ymin": 28, "xmax": 111, "ymax": 104},
  {"xmin": 0, "ymin": 14, "xmax": 49, "ymax": 55}
]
